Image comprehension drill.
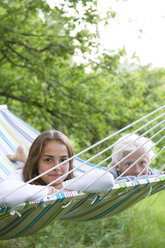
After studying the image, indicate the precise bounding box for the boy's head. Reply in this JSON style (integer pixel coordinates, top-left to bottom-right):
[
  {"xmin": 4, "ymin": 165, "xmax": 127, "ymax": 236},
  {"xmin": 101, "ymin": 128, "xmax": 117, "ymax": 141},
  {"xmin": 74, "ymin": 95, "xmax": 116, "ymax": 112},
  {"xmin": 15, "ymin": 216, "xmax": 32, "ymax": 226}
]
[{"xmin": 110, "ymin": 133, "xmax": 155, "ymax": 177}]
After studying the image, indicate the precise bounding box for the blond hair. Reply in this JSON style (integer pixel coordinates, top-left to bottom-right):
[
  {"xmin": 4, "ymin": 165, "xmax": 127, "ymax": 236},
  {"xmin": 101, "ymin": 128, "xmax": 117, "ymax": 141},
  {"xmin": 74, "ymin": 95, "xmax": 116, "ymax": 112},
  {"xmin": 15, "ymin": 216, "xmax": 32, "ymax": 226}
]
[{"xmin": 110, "ymin": 133, "xmax": 155, "ymax": 167}]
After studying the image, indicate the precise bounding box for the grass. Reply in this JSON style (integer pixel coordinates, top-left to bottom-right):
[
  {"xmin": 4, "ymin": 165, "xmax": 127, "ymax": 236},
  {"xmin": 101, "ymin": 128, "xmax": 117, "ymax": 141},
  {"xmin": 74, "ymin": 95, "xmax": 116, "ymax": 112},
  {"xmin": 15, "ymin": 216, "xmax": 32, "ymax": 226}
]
[
  {"xmin": 124, "ymin": 190, "xmax": 165, "ymax": 248},
  {"xmin": 1, "ymin": 191, "xmax": 165, "ymax": 248}
]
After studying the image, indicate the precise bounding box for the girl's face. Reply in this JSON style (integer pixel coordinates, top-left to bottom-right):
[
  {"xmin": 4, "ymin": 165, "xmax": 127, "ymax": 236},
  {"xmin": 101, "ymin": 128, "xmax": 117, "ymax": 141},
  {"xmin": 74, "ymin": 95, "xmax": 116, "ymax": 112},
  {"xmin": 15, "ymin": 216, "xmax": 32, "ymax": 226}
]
[
  {"xmin": 38, "ymin": 140, "xmax": 70, "ymax": 186},
  {"xmin": 116, "ymin": 148, "xmax": 149, "ymax": 177}
]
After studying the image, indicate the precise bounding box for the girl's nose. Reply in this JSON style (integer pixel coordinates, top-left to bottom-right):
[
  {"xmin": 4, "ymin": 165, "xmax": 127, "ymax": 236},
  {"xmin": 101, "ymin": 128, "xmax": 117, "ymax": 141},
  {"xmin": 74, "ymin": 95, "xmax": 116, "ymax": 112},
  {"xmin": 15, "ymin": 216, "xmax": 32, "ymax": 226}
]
[{"xmin": 53, "ymin": 161, "xmax": 61, "ymax": 170}]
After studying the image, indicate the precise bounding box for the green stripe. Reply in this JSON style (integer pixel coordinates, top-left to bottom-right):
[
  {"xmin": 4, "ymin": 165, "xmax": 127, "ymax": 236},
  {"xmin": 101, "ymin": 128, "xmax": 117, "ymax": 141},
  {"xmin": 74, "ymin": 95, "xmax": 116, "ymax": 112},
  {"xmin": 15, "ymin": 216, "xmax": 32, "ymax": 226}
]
[
  {"xmin": 86, "ymin": 182, "xmax": 161, "ymax": 221},
  {"xmin": 37, "ymin": 203, "xmax": 68, "ymax": 231},
  {"xmin": 0, "ymin": 212, "xmax": 10, "ymax": 221},
  {"xmin": 63, "ymin": 186, "xmax": 135, "ymax": 219},
  {"xmin": 64, "ymin": 193, "xmax": 94, "ymax": 215},
  {"xmin": 63, "ymin": 184, "xmax": 150, "ymax": 220},
  {"xmin": 0, "ymin": 118, "xmax": 28, "ymax": 150},
  {"xmin": 86, "ymin": 186, "xmax": 150, "ymax": 220},
  {"xmin": 0, "ymin": 208, "xmax": 35, "ymax": 238},
  {"xmin": 13, "ymin": 200, "xmax": 63, "ymax": 238}
]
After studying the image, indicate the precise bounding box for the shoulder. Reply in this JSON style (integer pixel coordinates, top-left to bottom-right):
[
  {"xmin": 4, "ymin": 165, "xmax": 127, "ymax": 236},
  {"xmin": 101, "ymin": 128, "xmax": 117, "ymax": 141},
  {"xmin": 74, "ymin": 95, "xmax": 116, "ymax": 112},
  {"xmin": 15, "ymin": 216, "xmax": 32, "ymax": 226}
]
[
  {"xmin": 6, "ymin": 169, "xmax": 24, "ymax": 181},
  {"xmin": 104, "ymin": 166, "xmax": 118, "ymax": 179},
  {"xmin": 148, "ymin": 167, "xmax": 161, "ymax": 175}
]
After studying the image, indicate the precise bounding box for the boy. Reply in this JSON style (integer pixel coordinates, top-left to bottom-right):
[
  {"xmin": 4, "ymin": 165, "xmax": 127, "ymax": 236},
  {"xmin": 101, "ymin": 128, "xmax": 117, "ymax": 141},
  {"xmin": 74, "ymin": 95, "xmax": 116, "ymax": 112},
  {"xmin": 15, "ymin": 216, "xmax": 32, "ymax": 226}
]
[{"xmin": 107, "ymin": 133, "xmax": 163, "ymax": 182}]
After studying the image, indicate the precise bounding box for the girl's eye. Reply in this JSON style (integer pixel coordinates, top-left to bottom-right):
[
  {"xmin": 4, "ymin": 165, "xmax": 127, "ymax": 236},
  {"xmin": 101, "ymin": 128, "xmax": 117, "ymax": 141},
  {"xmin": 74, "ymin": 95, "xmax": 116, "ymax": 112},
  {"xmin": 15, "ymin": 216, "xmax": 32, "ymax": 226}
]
[
  {"xmin": 60, "ymin": 158, "xmax": 68, "ymax": 163},
  {"xmin": 44, "ymin": 157, "xmax": 53, "ymax": 163}
]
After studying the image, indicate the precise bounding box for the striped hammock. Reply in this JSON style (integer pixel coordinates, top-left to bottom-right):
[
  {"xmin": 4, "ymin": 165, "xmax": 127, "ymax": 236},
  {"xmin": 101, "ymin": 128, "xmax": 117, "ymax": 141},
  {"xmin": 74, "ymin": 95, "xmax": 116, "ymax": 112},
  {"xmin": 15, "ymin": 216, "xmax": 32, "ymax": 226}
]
[{"xmin": 0, "ymin": 105, "xmax": 164, "ymax": 240}]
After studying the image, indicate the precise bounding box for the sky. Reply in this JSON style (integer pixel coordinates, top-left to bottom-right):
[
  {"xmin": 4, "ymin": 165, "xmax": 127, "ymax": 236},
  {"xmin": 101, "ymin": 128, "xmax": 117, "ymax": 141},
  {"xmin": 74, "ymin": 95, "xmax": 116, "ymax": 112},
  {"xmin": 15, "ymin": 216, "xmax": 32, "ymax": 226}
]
[
  {"xmin": 47, "ymin": 0, "xmax": 165, "ymax": 68},
  {"xmin": 98, "ymin": 0, "xmax": 165, "ymax": 68}
]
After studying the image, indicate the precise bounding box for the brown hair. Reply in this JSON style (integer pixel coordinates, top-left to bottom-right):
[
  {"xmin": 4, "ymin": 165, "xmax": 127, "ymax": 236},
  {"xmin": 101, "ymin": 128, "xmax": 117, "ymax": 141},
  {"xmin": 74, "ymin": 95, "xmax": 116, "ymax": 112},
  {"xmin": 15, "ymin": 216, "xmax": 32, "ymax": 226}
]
[{"xmin": 23, "ymin": 130, "xmax": 74, "ymax": 185}]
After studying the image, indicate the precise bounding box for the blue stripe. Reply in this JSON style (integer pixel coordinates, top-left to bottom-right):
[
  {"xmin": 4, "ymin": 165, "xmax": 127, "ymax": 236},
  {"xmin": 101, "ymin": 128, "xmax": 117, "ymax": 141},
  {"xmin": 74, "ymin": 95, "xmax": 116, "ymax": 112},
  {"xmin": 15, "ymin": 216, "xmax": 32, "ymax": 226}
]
[
  {"xmin": 0, "ymin": 143, "xmax": 10, "ymax": 155},
  {"xmin": 76, "ymin": 168, "xmax": 86, "ymax": 173},
  {"xmin": 8, "ymin": 110, "xmax": 40, "ymax": 135},
  {"xmin": 0, "ymin": 162, "xmax": 10, "ymax": 175},
  {"xmin": 75, "ymin": 157, "xmax": 103, "ymax": 169},
  {"xmin": 0, "ymin": 131, "xmax": 16, "ymax": 152},
  {"xmin": 0, "ymin": 206, "xmax": 10, "ymax": 214},
  {"xmin": 0, "ymin": 143, "xmax": 21, "ymax": 169},
  {"xmin": 60, "ymin": 193, "xmax": 65, "ymax": 199},
  {"xmin": 146, "ymin": 178, "xmax": 150, "ymax": 184},
  {"xmin": 0, "ymin": 176, "xmax": 4, "ymax": 182},
  {"xmin": 1, "ymin": 112, "xmax": 35, "ymax": 143},
  {"xmin": 54, "ymin": 193, "xmax": 66, "ymax": 200}
]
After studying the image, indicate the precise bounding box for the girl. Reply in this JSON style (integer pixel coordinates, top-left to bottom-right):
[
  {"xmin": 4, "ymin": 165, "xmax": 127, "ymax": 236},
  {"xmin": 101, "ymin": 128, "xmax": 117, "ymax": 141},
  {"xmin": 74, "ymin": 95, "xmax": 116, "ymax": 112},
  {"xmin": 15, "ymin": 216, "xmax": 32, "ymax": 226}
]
[{"xmin": 3, "ymin": 130, "xmax": 114, "ymax": 205}]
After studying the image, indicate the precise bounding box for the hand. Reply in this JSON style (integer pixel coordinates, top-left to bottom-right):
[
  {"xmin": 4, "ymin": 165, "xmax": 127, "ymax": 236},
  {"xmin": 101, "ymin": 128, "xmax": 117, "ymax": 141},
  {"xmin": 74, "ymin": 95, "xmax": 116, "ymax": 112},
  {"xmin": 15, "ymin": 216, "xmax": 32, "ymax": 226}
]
[
  {"xmin": 54, "ymin": 185, "xmax": 71, "ymax": 192},
  {"xmin": 54, "ymin": 183, "xmax": 63, "ymax": 189},
  {"xmin": 48, "ymin": 185, "xmax": 70, "ymax": 195}
]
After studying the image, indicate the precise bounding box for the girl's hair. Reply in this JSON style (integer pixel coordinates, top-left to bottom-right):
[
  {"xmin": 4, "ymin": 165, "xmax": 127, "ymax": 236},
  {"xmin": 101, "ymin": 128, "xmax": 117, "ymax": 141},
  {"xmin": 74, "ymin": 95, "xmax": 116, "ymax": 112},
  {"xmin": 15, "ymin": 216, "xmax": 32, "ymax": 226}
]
[
  {"xmin": 23, "ymin": 130, "xmax": 74, "ymax": 185},
  {"xmin": 109, "ymin": 133, "xmax": 155, "ymax": 167}
]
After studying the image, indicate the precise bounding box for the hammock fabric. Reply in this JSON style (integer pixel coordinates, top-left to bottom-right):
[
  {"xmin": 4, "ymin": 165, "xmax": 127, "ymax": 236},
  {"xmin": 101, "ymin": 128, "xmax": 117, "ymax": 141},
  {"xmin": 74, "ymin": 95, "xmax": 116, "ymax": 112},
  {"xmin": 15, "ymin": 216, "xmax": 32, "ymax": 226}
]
[{"xmin": 0, "ymin": 105, "xmax": 165, "ymax": 240}]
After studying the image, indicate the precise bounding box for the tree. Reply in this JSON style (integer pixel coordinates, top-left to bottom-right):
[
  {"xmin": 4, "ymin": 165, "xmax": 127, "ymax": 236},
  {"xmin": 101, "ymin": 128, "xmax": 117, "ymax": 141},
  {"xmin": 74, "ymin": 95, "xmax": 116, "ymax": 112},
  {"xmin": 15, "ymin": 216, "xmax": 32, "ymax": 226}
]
[
  {"xmin": 0, "ymin": 0, "xmax": 164, "ymax": 154},
  {"xmin": 0, "ymin": 1, "xmax": 164, "ymax": 247}
]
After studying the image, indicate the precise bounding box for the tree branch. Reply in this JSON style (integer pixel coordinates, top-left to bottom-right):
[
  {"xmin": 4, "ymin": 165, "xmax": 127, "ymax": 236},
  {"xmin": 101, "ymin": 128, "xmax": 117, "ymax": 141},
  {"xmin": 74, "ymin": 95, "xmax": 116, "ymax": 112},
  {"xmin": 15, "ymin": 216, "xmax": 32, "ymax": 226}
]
[
  {"xmin": 6, "ymin": 40, "xmax": 74, "ymax": 55},
  {"xmin": 0, "ymin": 25, "xmax": 74, "ymax": 38},
  {"xmin": 0, "ymin": 92, "xmax": 73, "ymax": 121},
  {"xmin": 50, "ymin": 80, "xmax": 112, "ymax": 124},
  {"xmin": 78, "ymin": 73, "xmax": 104, "ymax": 85},
  {"xmin": 0, "ymin": 56, "xmax": 5, "ymax": 63},
  {"xmin": 6, "ymin": 44, "xmax": 30, "ymax": 62},
  {"xmin": 0, "ymin": 49, "xmax": 38, "ymax": 71},
  {"xmin": 83, "ymin": 55, "xmax": 129, "ymax": 88}
]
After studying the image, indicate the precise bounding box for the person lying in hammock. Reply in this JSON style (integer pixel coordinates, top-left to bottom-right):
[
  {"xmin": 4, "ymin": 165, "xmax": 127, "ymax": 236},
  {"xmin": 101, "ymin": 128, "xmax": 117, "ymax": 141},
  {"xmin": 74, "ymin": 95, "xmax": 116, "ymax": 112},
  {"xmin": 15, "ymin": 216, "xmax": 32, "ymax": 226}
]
[
  {"xmin": 3, "ymin": 129, "xmax": 114, "ymax": 205},
  {"xmin": 106, "ymin": 133, "xmax": 164, "ymax": 182}
]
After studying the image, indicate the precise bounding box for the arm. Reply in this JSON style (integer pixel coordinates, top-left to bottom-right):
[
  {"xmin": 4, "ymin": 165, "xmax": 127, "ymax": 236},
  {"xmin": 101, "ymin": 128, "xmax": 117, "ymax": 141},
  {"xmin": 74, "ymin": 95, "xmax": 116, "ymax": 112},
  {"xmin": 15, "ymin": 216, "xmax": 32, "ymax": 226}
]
[
  {"xmin": 62, "ymin": 168, "xmax": 114, "ymax": 192},
  {"xmin": 148, "ymin": 167, "xmax": 164, "ymax": 175},
  {"xmin": 2, "ymin": 170, "xmax": 66, "ymax": 206},
  {"xmin": 115, "ymin": 168, "xmax": 165, "ymax": 183},
  {"xmin": 0, "ymin": 180, "xmax": 49, "ymax": 206},
  {"xmin": 115, "ymin": 176, "xmax": 137, "ymax": 183}
]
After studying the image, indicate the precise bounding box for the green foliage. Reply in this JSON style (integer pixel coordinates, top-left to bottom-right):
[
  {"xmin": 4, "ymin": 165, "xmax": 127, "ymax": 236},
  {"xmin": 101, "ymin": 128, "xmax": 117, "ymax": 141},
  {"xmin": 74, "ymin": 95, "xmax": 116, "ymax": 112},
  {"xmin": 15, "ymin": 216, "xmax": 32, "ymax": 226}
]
[
  {"xmin": 0, "ymin": 0, "xmax": 164, "ymax": 153},
  {"xmin": 0, "ymin": 0, "xmax": 165, "ymax": 246}
]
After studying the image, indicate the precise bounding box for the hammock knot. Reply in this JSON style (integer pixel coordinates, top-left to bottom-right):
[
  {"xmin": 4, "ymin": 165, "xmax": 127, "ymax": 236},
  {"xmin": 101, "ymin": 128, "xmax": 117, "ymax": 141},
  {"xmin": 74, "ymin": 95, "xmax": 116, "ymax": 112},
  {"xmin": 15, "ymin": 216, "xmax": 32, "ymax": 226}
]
[
  {"xmin": 10, "ymin": 210, "xmax": 22, "ymax": 217},
  {"xmin": 62, "ymin": 200, "xmax": 73, "ymax": 208}
]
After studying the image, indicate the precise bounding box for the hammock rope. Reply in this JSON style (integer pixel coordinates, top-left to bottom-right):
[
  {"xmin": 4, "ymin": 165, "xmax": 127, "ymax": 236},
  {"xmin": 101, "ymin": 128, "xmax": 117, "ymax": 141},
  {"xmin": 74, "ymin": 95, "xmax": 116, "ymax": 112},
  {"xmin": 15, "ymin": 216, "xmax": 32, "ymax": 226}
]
[
  {"xmin": 115, "ymin": 133, "xmax": 164, "ymax": 182},
  {"xmin": 0, "ymin": 104, "xmax": 164, "ymax": 240},
  {"xmin": 32, "ymin": 112, "xmax": 165, "ymax": 195},
  {"xmin": 1, "ymin": 120, "xmax": 164, "ymax": 199},
  {"xmin": 137, "ymin": 147, "xmax": 165, "ymax": 180},
  {"xmin": 0, "ymin": 105, "xmax": 164, "ymax": 197}
]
